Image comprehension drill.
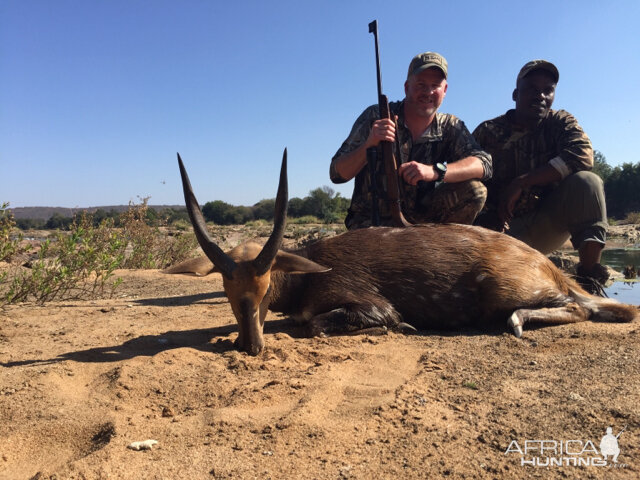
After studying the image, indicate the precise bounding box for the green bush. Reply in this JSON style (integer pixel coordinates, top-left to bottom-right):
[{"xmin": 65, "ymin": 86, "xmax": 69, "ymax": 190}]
[
  {"xmin": 245, "ymin": 219, "xmax": 270, "ymax": 227},
  {"xmin": 1, "ymin": 202, "xmax": 27, "ymax": 263},
  {"xmin": 0, "ymin": 200, "xmax": 197, "ymax": 306},
  {"xmin": 288, "ymin": 215, "xmax": 321, "ymax": 224},
  {"xmin": 1, "ymin": 213, "xmax": 125, "ymax": 305},
  {"xmin": 120, "ymin": 198, "xmax": 197, "ymax": 269}
]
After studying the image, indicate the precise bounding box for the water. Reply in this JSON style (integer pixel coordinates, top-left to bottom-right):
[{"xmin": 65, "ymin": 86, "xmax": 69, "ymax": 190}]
[
  {"xmin": 601, "ymin": 249, "xmax": 640, "ymax": 305},
  {"xmin": 601, "ymin": 249, "xmax": 640, "ymax": 271},
  {"xmin": 607, "ymin": 282, "xmax": 639, "ymax": 305}
]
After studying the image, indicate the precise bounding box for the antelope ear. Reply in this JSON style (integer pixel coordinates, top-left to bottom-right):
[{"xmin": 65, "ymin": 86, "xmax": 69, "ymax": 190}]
[
  {"xmin": 272, "ymin": 251, "xmax": 331, "ymax": 274},
  {"xmin": 163, "ymin": 257, "xmax": 216, "ymax": 276}
]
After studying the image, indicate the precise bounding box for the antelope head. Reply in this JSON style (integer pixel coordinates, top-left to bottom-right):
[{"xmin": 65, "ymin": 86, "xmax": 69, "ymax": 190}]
[{"xmin": 177, "ymin": 149, "xmax": 329, "ymax": 355}]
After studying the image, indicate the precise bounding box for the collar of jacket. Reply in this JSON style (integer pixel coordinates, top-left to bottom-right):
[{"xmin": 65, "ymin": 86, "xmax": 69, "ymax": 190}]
[{"xmin": 395, "ymin": 100, "xmax": 444, "ymax": 143}]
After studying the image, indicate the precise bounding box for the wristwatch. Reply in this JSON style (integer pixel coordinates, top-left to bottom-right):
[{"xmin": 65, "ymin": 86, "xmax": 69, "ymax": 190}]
[{"xmin": 434, "ymin": 162, "xmax": 447, "ymax": 182}]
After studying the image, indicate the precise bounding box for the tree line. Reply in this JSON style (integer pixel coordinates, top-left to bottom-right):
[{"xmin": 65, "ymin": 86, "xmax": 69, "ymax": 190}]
[
  {"xmin": 201, "ymin": 187, "xmax": 349, "ymax": 225},
  {"xmin": 591, "ymin": 151, "xmax": 640, "ymax": 220},
  {"xmin": 11, "ymin": 150, "xmax": 639, "ymax": 230},
  {"xmin": 14, "ymin": 206, "xmax": 190, "ymax": 230},
  {"xmin": 13, "ymin": 186, "xmax": 351, "ymax": 229}
]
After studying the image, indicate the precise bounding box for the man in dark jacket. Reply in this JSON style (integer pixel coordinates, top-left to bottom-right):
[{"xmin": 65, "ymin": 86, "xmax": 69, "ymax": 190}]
[{"xmin": 474, "ymin": 60, "xmax": 609, "ymax": 295}]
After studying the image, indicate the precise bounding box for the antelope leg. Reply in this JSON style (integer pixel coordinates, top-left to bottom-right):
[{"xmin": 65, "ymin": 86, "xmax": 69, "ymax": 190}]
[{"xmin": 508, "ymin": 303, "xmax": 588, "ymax": 338}]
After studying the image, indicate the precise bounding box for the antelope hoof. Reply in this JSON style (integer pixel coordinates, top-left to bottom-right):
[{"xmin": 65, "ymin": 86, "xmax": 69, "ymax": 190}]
[
  {"xmin": 396, "ymin": 322, "xmax": 418, "ymax": 333},
  {"xmin": 508, "ymin": 312, "xmax": 523, "ymax": 338}
]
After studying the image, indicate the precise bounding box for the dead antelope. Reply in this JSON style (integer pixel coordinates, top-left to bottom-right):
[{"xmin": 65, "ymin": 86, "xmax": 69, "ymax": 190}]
[{"xmin": 168, "ymin": 150, "xmax": 638, "ymax": 355}]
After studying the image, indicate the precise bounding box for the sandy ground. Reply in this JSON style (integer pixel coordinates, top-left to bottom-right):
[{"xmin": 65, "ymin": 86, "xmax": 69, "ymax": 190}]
[{"xmin": 1, "ymin": 261, "xmax": 639, "ymax": 480}]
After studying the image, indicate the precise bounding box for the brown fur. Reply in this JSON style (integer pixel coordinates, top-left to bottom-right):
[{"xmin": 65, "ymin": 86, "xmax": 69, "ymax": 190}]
[
  {"xmin": 173, "ymin": 151, "xmax": 637, "ymax": 355},
  {"xmin": 167, "ymin": 224, "xmax": 637, "ymax": 350}
]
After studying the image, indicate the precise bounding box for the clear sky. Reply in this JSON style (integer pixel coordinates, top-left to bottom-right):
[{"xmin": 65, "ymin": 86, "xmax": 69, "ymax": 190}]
[{"xmin": 2, "ymin": 0, "xmax": 638, "ymax": 208}]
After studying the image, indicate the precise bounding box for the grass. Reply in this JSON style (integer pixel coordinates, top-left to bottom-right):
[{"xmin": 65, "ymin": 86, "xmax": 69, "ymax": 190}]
[{"xmin": 462, "ymin": 380, "xmax": 479, "ymax": 390}]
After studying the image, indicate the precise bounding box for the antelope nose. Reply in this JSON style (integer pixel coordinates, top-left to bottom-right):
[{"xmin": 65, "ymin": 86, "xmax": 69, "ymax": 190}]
[{"xmin": 248, "ymin": 344, "xmax": 263, "ymax": 356}]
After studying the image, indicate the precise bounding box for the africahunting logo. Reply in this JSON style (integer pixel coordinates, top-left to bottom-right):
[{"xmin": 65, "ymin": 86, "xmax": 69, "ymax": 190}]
[{"xmin": 505, "ymin": 425, "xmax": 628, "ymax": 468}]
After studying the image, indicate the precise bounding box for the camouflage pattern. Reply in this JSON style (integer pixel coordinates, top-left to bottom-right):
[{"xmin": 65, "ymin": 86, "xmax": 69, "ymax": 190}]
[
  {"xmin": 472, "ymin": 108, "xmax": 593, "ymax": 214},
  {"xmin": 405, "ymin": 179, "xmax": 487, "ymax": 225},
  {"xmin": 330, "ymin": 100, "xmax": 492, "ymax": 230}
]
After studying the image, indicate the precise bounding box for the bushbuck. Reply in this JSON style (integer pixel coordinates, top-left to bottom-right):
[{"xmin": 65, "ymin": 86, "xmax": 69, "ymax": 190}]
[{"xmin": 168, "ymin": 150, "xmax": 638, "ymax": 355}]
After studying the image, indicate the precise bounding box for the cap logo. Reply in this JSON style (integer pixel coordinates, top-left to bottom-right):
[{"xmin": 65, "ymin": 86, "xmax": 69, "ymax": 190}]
[{"xmin": 408, "ymin": 52, "xmax": 448, "ymax": 79}]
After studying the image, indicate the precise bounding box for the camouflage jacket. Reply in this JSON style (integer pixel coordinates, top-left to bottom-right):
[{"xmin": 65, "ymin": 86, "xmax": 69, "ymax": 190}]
[
  {"xmin": 473, "ymin": 109, "xmax": 593, "ymax": 212},
  {"xmin": 330, "ymin": 101, "xmax": 492, "ymax": 229}
]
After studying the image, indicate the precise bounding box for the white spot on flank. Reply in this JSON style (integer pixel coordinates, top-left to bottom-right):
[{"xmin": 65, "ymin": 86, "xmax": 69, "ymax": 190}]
[{"xmin": 476, "ymin": 274, "xmax": 486, "ymax": 283}]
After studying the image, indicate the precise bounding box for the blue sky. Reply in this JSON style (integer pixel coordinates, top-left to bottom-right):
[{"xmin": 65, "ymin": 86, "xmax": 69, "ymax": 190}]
[{"xmin": 2, "ymin": 0, "xmax": 639, "ymax": 208}]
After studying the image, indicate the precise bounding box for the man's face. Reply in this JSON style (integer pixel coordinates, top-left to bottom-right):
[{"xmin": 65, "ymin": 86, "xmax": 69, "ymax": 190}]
[
  {"xmin": 404, "ymin": 67, "xmax": 448, "ymax": 119},
  {"xmin": 513, "ymin": 70, "xmax": 556, "ymax": 123}
]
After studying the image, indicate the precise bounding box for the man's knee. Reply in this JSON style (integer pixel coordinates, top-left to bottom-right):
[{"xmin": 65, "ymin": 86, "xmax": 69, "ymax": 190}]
[
  {"xmin": 465, "ymin": 179, "xmax": 488, "ymax": 203},
  {"xmin": 563, "ymin": 170, "xmax": 604, "ymax": 197},
  {"xmin": 550, "ymin": 171, "xmax": 608, "ymax": 248},
  {"xmin": 442, "ymin": 179, "xmax": 487, "ymax": 208},
  {"xmin": 439, "ymin": 180, "xmax": 487, "ymax": 224}
]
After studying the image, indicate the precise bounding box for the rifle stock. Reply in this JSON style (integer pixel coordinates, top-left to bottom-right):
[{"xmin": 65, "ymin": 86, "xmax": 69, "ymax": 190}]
[
  {"xmin": 378, "ymin": 95, "xmax": 411, "ymax": 227},
  {"xmin": 369, "ymin": 20, "xmax": 411, "ymax": 228},
  {"xmin": 366, "ymin": 147, "xmax": 381, "ymax": 226}
]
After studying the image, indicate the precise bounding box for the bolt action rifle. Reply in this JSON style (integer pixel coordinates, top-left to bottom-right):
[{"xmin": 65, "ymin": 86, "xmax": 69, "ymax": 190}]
[
  {"xmin": 368, "ymin": 20, "xmax": 412, "ymax": 228},
  {"xmin": 367, "ymin": 147, "xmax": 381, "ymax": 226}
]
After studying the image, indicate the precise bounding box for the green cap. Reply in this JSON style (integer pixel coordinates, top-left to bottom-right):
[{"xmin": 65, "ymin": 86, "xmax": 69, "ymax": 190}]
[
  {"xmin": 407, "ymin": 52, "xmax": 448, "ymax": 79},
  {"xmin": 517, "ymin": 59, "xmax": 559, "ymax": 84}
]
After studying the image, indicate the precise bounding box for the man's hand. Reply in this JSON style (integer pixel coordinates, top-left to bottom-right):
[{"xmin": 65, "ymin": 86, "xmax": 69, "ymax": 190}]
[
  {"xmin": 499, "ymin": 178, "xmax": 524, "ymax": 223},
  {"xmin": 398, "ymin": 161, "xmax": 437, "ymax": 186},
  {"xmin": 498, "ymin": 165, "xmax": 562, "ymax": 224},
  {"xmin": 365, "ymin": 117, "xmax": 397, "ymax": 148},
  {"xmin": 331, "ymin": 115, "xmax": 399, "ymax": 182}
]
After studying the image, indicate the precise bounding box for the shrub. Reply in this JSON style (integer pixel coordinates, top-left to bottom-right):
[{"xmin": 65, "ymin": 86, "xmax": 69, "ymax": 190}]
[
  {"xmin": 1, "ymin": 213, "xmax": 125, "ymax": 305},
  {"xmin": 15, "ymin": 217, "xmax": 46, "ymax": 230},
  {"xmin": 1, "ymin": 202, "xmax": 28, "ymax": 263},
  {"xmin": 120, "ymin": 197, "xmax": 197, "ymax": 269},
  {"xmin": 119, "ymin": 198, "xmax": 157, "ymax": 269},
  {"xmin": 151, "ymin": 230, "xmax": 197, "ymax": 270},
  {"xmin": 289, "ymin": 215, "xmax": 321, "ymax": 224},
  {"xmin": 168, "ymin": 219, "xmax": 192, "ymax": 231},
  {"xmin": 621, "ymin": 211, "xmax": 640, "ymax": 225},
  {"xmin": 245, "ymin": 219, "xmax": 270, "ymax": 227},
  {"xmin": 0, "ymin": 200, "xmax": 197, "ymax": 306}
]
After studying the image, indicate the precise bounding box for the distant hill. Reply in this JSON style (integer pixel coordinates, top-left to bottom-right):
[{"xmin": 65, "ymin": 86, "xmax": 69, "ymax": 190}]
[{"xmin": 9, "ymin": 205, "xmax": 185, "ymax": 221}]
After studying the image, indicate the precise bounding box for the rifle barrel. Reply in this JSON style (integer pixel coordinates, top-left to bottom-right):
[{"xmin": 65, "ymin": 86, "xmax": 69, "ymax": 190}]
[
  {"xmin": 367, "ymin": 19, "xmax": 412, "ymax": 228},
  {"xmin": 368, "ymin": 20, "xmax": 383, "ymax": 98}
]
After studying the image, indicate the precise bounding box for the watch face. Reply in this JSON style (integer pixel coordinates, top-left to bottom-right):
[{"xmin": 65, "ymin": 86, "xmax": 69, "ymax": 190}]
[{"xmin": 435, "ymin": 162, "xmax": 446, "ymax": 181}]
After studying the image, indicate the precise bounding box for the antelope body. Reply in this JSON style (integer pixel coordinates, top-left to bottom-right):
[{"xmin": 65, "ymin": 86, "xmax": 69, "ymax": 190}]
[{"xmin": 169, "ymin": 151, "xmax": 638, "ymax": 355}]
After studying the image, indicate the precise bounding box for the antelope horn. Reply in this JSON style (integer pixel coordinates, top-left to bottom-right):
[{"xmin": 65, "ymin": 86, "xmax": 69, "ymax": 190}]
[
  {"xmin": 177, "ymin": 153, "xmax": 237, "ymax": 279},
  {"xmin": 253, "ymin": 148, "xmax": 288, "ymax": 276}
]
